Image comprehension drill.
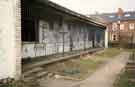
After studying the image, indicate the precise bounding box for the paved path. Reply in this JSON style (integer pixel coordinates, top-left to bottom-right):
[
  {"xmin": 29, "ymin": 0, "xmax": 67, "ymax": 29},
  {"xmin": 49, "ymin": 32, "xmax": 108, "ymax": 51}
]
[{"xmin": 72, "ymin": 52, "xmax": 130, "ymax": 87}]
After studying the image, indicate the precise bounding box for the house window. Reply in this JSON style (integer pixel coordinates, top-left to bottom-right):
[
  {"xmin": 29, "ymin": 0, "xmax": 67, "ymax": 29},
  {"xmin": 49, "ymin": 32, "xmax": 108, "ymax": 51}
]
[
  {"xmin": 109, "ymin": 15, "xmax": 115, "ymax": 18},
  {"xmin": 112, "ymin": 34, "xmax": 117, "ymax": 41},
  {"xmin": 112, "ymin": 23, "xmax": 117, "ymax": 31},
  {"xmin": 124, "ymin": 14, "xmax": 131, "ymax": 17},
  {"xmin": 88, "ymin": 31, "xmax": 93, "ymax": 41},
  {"xmin": 49, "ymin": 21, "xmax": 54, "ymax": 30},
  {"xmin": 120, "ymin": 24, "xmax": 124, "ymax": 30},
  {"xmin": 129, "ymin": 23, "xmax": 134, "ymax": 30},
  {"xmin": 40, "ymin": 21, "xmax": 49, "ymax": 30}
]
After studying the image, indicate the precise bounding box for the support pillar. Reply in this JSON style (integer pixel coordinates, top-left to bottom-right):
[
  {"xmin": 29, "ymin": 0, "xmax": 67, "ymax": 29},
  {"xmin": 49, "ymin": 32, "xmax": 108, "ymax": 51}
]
[
  {"xmin": 105, "ymin": 28, "xmax": 108, "ymax": 48},
  {"xmin": 0, "ymin": 0, "xmax": 21, "ymax": 80}
]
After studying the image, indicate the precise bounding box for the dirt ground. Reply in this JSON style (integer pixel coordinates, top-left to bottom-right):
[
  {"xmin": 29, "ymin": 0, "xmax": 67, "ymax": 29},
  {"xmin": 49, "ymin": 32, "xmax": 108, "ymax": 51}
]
[{"xmin": 39, "ymin": 51, "xmax": 129, "ymax": 87}]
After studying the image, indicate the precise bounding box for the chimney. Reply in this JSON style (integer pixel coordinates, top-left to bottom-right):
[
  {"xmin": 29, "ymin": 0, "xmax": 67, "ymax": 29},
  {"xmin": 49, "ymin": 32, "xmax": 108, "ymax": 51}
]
[{"xmin": 117, "ymin": 8, "xmax": 124, "ymax": 17}]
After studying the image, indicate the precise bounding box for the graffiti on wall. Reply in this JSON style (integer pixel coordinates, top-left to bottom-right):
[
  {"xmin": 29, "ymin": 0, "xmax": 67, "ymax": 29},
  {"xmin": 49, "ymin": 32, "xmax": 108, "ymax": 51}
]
[{"xmin": 40, "ymin": 20, "xmax": 49, "ymax": 43}]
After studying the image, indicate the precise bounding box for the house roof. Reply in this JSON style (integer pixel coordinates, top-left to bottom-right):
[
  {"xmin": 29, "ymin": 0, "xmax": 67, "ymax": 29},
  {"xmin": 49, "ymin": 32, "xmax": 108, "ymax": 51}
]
[
  {"xmin": 90, "ymin": 11, "xmax": 135, "ymax": 24},
  {"xmin": 36, "ymin": 0, "xmax": 106, "ymax": 28}
]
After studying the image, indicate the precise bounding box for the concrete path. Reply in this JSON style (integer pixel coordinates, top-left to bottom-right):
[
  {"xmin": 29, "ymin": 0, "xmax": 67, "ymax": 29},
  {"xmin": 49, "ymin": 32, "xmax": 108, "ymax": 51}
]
[{"xmin": 72, "ymin": 52, "xmax": 129, "ymax": 87}]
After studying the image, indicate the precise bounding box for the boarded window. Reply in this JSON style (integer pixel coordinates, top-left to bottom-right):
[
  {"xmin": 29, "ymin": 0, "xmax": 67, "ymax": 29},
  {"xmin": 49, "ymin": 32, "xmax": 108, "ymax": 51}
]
[
  {"xmin": 40, "ymin": 21, "xmax": 49, "ymax": 30},
  {"xmin": 112, "ymin": 23, "xmax": 117, "ymax": 31},
  {"xmin": 21, "ymin": 19, "xmax": 38, "ymax": 42},
  {"xmin": 120, "ymin": 24, "xmax": 124, "ymax": 30},
  {"xmin": 112, "ymin": 34, "xmax": 117, "ymax": 41},
  {"xmin": 129, "ymin": 23, "xmax": 134, "ymax": 30},
  {"xmin": 96, "ymin": 32, "xmax": 101, "ymax": 43},
  {"xmin": 39, "ymin": 20, "xmax": 49, "ymax": 42},
  {"xmin": 88, "ymin": 31, "xmax": 93, "ymax": 41},
  {"xmin": 49, "ymin": 21, "xmax": 54, "ymax": 30}
]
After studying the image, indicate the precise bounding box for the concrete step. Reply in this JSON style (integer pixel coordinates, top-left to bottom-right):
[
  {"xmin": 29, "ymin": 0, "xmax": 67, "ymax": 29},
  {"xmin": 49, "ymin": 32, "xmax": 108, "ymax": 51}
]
[
  {"xmin": 23, "ymin": 70, "xmax": 48, "ymax": 81},
  {"xmin": 23, "ymin": 67, "xmax": 43, "ymax": 77},
  {"xmin": 125, "ymin": 68, "xmax": 135, "ymax": 72},
  {"xmin": 24, "ymin": 76, "xmax": 35, "ymax": 81},
  {"xmin": 127, "ymin": 62, "xmax": 135, "ymax": 65},
  {"xmin": 125, "ymin": 65, "xmax": 135, "ymax": 69},
  {"xmin": 128, "ymin": 79, "xmax": 135, "ymax": 82},
  {"xmin": 36, "ymin": 71, "xmax": 48, "ymax": 78}
]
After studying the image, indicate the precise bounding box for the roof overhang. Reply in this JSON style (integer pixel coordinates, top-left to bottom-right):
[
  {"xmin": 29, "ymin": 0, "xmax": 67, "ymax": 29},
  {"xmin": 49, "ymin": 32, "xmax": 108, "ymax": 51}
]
[{"xmin": 35, "ymin": 0, "xmax": 106, "ymax": 29}]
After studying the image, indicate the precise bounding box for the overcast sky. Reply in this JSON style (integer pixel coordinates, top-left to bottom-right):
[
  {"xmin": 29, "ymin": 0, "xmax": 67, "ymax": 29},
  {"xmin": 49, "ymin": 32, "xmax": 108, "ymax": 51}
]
[{"xmin": 50, "ymin": 0, "xmax": 135, "ymax": 15}]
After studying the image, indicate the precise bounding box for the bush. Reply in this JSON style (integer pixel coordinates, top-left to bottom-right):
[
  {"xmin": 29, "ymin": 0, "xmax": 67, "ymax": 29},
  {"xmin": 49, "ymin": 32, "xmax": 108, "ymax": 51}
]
[
  {"xmin": 0, "ymin": 78, "xmax": 15, "ymax": 87},
  {"xmin": 0, "ymin": 78, "xmax": 41, "ymax": 87}
]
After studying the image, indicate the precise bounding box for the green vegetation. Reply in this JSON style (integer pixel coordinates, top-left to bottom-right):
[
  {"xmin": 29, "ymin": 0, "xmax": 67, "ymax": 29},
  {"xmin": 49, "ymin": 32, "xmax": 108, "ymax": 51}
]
[
  {"xmin": 114, "ymin": 51, "xmax": 135, "ymax": 87},
  {"xmin": 80, "ymin": 48, "xmax": 123, "ymax": 67},
  {"xmin": 114, "ymin": 71, "xmax": 135, "ymax": 87},
  {"xmin": 0, "ymin": 79, "xmax": 40, "ymax": 87},
  {"xmin": 0, "ymin": 84, "xmax": 15, "ymax": 87},
  {"xmin": 96, "ymin": 48, "xmax": 122, "ymax": 57},
  {"xmin": 125, "ymin": 48, "xmax": 135, "ymax": 53}
]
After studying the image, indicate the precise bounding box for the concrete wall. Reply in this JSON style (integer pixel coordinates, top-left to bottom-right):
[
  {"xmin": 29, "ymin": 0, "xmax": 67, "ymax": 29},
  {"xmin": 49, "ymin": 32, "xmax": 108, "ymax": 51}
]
[
  {"xmin": 22, "ymin": 0, "xmax": 106, "ymax": 58},
  {"xmin": 105, "ymin": 28, "xmax": 108, "ymax": 48},
  {"xmin": 22, "ymin": 18, "xmax": 105, "ymax": 58},
  {"xmin": 0, "ymin": 0, "xmax": 21, "ymax": 79}
]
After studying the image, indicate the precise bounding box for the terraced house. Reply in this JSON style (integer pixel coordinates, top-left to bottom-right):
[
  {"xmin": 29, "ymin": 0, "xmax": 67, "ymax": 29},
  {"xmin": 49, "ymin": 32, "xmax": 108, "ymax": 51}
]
[
  {"xmin": 90, "ymin": 8, "xmax": 135, "ymax": 45},
  {"xmin": 0, "ymin": 0, "xmax": 107, "ymax": 80}
]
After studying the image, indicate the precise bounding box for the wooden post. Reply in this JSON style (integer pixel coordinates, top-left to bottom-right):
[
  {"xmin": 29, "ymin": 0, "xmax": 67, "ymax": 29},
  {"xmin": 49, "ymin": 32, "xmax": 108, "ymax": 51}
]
[{"xmin": 59, "ymin": 31, "xmax": 68, "ymax": 56}]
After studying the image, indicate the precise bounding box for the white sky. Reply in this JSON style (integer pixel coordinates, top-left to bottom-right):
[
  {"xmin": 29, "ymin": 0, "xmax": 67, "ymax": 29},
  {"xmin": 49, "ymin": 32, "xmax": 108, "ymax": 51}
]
[{"xmin": 50, "ymin": 0, "xmax": 135, "ymax": 15}]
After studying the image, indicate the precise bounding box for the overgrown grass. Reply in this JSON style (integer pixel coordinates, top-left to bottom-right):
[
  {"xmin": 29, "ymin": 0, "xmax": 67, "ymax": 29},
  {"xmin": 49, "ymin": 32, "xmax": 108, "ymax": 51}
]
[
  {"xmin": 80, "ymin": 48, "xmax": 123, "ymax": 66},
  {"xmin": 124, "ymin": 48, "xmax": 135, "ymax": 53},
  {"xmin": 114, "ymin": 71, "xmax": 135, "ymax": 87},
  {"xmin": 0, "ymin": 79, "xmax": 41, "ymax": 87},
  {"xmin": 77, "ymin": 59, "xmax": 101, "ymax": 79}
]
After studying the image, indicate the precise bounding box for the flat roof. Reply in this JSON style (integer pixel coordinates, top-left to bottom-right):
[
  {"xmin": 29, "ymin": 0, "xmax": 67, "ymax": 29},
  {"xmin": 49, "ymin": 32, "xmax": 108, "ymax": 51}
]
[{"xmin": 37, "ymin": 0, "xmax": 106, "ymax": 28}]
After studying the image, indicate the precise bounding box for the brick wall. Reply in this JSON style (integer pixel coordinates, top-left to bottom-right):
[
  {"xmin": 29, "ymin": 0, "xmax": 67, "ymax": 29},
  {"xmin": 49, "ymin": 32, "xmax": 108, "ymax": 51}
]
[
  {"xmin": 0, "ymin": 0, "xmax": 21, "ymax": 80},
  {"xmin": 13, "ymin": 0, "xmax": 21, "ymax": 80},
  {"xmin": 108, "ymin": 20, "xmax": 135, "ymax": 42}
]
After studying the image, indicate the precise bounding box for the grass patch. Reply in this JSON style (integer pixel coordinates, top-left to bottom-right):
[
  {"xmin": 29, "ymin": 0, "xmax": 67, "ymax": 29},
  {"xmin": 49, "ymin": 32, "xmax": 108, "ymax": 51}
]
[
  {"xmin": 0, "ymin": 79, "xmax": 41, "ymax": 87},
  {"xmin": 96, "ymin": 48, "xmax": 122, "ymax": 58},
  {"xmin": 114, "ymin": 71, "xmax": 135, "ymax": 87},
  {"xmin": 124, "ymin": 48, "xmax": 135, "ymax": 53}
]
